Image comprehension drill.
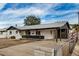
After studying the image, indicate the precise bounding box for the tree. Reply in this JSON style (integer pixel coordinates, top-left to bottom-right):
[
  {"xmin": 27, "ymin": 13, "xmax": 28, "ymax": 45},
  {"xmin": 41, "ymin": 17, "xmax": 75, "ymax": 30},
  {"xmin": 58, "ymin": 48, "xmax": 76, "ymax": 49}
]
[
  {"xmin": 72, "ymin": 24, "xmax": 79, "ymax": 28},
  {"xmin": 71, "ymin": 24, "xmax": 79, "ymax": 32},
  {"xmin": 24, "ymin": 15, "xmax": 41, "ymax": 25}
]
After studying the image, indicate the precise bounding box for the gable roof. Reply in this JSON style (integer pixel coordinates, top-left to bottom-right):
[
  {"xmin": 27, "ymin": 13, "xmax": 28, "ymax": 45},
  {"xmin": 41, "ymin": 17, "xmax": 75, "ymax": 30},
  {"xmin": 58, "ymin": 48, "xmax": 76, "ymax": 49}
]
[
  {"xmin": 17, "ymin": 21, "xmax": 70, "ymax": 30},
  {"xmin": 7, "ymin": 26, "xmax": 18, "ymax": 30}
]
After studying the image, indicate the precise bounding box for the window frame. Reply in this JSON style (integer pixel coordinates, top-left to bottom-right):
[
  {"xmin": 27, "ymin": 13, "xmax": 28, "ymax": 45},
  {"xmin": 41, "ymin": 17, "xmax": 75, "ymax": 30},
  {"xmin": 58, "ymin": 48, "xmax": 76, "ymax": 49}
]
[{"xmin": 16, "ymin": 31, "xmax": 18, "ymax": 34}]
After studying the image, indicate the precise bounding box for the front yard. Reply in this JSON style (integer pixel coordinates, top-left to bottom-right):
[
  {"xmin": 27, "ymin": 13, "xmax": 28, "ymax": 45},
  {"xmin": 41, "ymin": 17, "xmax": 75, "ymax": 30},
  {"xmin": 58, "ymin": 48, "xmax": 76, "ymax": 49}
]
[
  {"xmin": 0, "ymin": 39, "xmax": 34, "ymax": 49},
  {"xmin": 0, "ymin": 39, "xmax": 68, "ymax": 49},
  {"xmin": 0, "ymin": 39, "xmax": 69, "ymax": 56},
  {"xmin": 0, "ymin": 39, "xmax": 61, "ymax": 56}
]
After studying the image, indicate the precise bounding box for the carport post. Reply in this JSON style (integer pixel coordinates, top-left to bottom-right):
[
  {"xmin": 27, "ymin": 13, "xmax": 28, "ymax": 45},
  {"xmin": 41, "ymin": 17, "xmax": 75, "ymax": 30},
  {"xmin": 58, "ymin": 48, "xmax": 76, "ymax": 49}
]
[
  {"xmin": 60, "ymin": 28, "xmax": 61, "ymax": 41},
  {"xmin": 67, "ymin": 29, "xmax": 69, "ymax": 39},
  {"xmin": 56, "ymin": 29, "xmax": 58, "ymax": 42},
  {"xmin": 6, "ymin": 30, "xmax": 7, "ymax": 39}
]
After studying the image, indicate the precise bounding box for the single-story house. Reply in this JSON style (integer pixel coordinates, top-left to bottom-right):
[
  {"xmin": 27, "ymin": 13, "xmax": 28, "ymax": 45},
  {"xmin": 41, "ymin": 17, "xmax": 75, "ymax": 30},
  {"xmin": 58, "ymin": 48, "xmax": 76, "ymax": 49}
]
[{"xmin": 0, "ymin": 21, "xmax": 70, "ymax": 40}]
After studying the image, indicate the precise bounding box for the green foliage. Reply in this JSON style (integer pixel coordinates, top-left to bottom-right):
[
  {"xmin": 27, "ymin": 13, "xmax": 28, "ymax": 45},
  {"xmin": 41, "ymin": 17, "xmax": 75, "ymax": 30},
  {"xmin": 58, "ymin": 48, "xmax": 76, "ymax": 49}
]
[
  {"xmin": 72, "ymin": 24, "xmax": 79, "ymax": 28},
  {"xmin": 24, "ymin": 15, "xmax": 41, "ymax": 25},
  {"xmin": 71, "ymin": 24, "xmax": 79, "ymax": 31}
]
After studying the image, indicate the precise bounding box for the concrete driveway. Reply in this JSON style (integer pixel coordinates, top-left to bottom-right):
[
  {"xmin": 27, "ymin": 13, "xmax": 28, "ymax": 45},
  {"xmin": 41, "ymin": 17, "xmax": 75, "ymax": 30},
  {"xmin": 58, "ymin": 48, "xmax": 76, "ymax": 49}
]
[{"xmin": 0, "ymin": 40, "xmax": 60, "ymax": 56}]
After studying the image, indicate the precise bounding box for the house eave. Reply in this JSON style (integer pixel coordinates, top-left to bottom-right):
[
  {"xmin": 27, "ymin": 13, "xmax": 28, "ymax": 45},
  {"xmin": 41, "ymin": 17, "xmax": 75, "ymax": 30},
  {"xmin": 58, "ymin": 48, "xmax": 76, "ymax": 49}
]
[{"xmin": 19, "ymin": 27, "xmax": 60, "ymax": 31}]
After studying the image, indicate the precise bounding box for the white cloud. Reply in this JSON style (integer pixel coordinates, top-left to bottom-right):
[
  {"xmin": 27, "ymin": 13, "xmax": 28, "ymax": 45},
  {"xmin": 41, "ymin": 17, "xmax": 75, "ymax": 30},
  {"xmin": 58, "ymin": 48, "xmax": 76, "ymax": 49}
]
[
  {"xmin": 0, "ymin": 3, "xmax": 6, "ymax": 9},
  {"xmin": 41, "ymin": 19, "xmax": 58, "ymax": 24},
  {"xmin": 0, "ymin": 6, "xmax": 47, "ymax": 26},
  {"xmin": 0, "ymin": 3, "xmax": 78, "ymax": 28},
  {"xmin": 0, "ymin": 19, "xmax": 24, "ymax": 28},
  {"xmin": 0, "ymin": 7, "xmax": 49, "ymax": 24},
  {"xmin": 1, "ymin": 3, "xmax": 58, "ymax": 18},
  {"xmin": 2, "ymin": 7, "xmax": 46, "ymax": 16},
  {"xmin": 41, "ymin": 17, "xmax": 78, "ymax": 24}
]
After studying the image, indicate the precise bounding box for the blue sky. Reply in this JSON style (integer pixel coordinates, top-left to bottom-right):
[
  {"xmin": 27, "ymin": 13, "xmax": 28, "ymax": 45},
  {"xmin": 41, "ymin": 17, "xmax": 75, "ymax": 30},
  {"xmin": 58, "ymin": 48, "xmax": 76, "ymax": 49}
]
[{"xmin": 0, "ymin": 3, "xmax": 79, "ymax": 28}]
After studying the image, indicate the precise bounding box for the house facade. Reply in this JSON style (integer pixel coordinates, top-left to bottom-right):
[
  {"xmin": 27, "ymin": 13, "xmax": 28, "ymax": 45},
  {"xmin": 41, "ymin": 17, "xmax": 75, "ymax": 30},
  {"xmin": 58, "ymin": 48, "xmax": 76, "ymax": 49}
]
[{"xmin": 0, "ymin": 21, "xmax": 70, "ymax": 40}]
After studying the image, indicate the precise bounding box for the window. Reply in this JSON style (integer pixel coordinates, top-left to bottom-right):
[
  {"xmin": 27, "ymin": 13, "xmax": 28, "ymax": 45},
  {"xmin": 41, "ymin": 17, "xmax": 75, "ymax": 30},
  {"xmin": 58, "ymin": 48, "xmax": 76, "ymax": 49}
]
[
  {"xmin": 36, "ymin": 31, "xmax": 40, "ymax": 35},
  {"xmin": 32, "ymin": 32, "xmax": 34, "ymax": 34},
  {"xmin": 0, "ymin": 31, "xmax": 3, "ymax": 34},
  {"xmin": 26, "ymin": 30, "xmax": 30, "ymax": 35},
  {"xmin": 61, "ymin": 29, "xmax": 65, "ymax": 32},
  {"xmin": 9, "ymin": 31, "xmax": 12, "ymax": 35},
  {"xmin": 28, "ymin": 31, "xmax": 30, "ymax": 35},
  {"xmin": 16, "ymin": 31, "xmax": 18, "ymax": 34}
]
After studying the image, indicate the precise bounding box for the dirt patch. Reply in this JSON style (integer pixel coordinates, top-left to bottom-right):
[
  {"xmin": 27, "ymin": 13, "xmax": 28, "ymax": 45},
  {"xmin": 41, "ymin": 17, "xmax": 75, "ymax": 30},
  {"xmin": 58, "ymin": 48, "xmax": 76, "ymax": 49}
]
[
  {"xmin": 0, "ymin": 39, "xmax": 34, "ymax": 49},
  {"xmin": 0, "ymin": 41, "xmax": 59, "ymax": 56},
  {"xmin": 0, "ymin": 40, "xmax": 68, "ymax": 56},
  {"xmin": 0, "ymin": 39, "xmax": 71, "ymax": 56}
]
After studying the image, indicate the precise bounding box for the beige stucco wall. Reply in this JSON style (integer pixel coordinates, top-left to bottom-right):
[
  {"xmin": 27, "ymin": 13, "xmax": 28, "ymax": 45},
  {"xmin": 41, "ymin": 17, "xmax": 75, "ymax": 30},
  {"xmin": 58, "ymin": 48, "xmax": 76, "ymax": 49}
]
[
  {"xmin": 29, "ymin": 29, "xmax": 56, "ymax": 39},
  {"xmin": 18, "ymin": 29, "xmax": 56, "ymax": 39},
  {"xmin": 40, "ymin": 29, "xmax": 56, "ymax": 39},
  {"xmin": 0, "ymin": 29, "xmax": 57, "ymax": 40},
  {"xmin": 7, "ymin": 30, "xmax": 22, "ymax": 39},
  {"xmin": 28, "ymin": 29, "xmax": 56, "ymax": 39},
  {"xmin": 20, "ymin": 29, "xmax": 56, "ymax": 39}
]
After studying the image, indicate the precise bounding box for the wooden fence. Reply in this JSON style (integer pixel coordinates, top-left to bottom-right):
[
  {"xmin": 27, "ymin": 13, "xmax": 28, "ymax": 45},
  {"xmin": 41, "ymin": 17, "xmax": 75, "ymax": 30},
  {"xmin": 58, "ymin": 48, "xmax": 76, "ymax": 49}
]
[{"xmin": 68, "ymin": 31, "xmax": 78, "ymax": 54}]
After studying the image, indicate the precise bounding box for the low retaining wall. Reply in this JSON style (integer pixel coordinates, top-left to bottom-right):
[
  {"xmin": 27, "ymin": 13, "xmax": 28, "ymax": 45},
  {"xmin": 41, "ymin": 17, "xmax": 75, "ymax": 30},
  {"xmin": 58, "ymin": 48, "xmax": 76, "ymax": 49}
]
[{"xmin": 33, "ymin": 46, "xmax": 62, "ymax": 56}]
